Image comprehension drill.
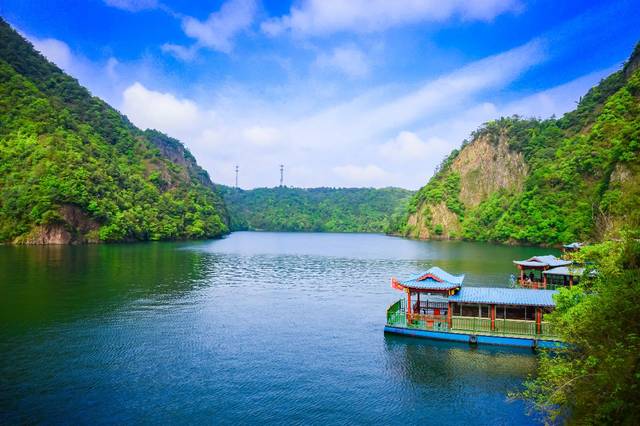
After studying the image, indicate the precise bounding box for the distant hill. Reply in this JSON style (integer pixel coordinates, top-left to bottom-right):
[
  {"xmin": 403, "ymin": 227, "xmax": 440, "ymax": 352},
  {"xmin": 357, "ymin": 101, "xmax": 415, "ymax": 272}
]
[
  {"xmin": 0, "ymin": 18, "xmax": 229, "ymax": 243},
  {"xmin": 220, "ymin": 186, "xmax": 413, "ymax": 233},
  {"xmin": 390, "ymin": 42, "xmax": 640, "ymax": 245}
]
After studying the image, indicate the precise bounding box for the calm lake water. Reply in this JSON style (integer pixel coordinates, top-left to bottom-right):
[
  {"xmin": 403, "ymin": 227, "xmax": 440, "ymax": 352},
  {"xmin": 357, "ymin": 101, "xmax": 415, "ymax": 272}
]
[{"xmin": 0, "ymin": 232, "xmax": 558, "ymax": 425}]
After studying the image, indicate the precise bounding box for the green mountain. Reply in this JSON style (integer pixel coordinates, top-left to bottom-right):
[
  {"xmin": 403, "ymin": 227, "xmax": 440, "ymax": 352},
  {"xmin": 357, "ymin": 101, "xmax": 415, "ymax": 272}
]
[
  {"xmin": 220, "ymin": 186, "xmax": 413, "ymax": 233},
  {"xmin": 391, "ymin": 42, "xmax": 640, "ymax": 245},
  {"xmin": 0, "ymin": 18, "xmax": 229, "ymax": 243}
]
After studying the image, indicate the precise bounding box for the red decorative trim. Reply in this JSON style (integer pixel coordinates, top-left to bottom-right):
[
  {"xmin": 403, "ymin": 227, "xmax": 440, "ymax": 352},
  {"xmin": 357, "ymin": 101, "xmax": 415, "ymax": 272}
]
[
  {"xmin": 391, "ymin": 278, "xmax": 405, "ymax": 291},
  {"xmin": 416, "ymin": 273, "xmax": 443, "ymax": 282}
]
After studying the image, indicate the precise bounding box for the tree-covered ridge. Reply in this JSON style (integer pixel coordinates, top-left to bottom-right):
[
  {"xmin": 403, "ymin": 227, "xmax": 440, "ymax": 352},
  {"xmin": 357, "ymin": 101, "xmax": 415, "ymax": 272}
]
[
  {"xmin": 394, "ymin": 42, "xmax": 640, "ymax": 245},
  {"xmin": 220, "ymin": 186, "xmax": 413, "ymax": 233},
  {"xmin": 0, "ymin": 18, "xmax": 228, "ymax": 243}
]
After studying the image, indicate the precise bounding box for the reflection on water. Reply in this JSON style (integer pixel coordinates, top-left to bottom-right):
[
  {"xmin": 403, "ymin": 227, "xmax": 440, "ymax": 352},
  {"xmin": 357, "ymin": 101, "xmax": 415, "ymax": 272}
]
[{"xmin": 0, "ymin": 232, "xmax": 551, "ymax": 424}]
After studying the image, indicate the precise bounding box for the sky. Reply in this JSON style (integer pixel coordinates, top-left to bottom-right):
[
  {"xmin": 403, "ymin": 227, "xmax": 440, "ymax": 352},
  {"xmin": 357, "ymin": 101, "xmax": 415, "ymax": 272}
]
[{"xmin": 1, "ymin": 0, "xmax": 639, "ymax": 189}]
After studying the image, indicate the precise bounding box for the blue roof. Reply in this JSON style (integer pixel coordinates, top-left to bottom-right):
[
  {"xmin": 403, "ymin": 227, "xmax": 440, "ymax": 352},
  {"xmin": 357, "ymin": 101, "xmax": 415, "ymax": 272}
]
[
  {"xmin": 449, "ymin": 287, "xmax": 557, "ymax": 307},
  {"xmin": 563, "ymin": 242, "xmax": 583, "ymax": 249},
  {"xmin": 514, "ymin": 255, "xmax": 572, "ymax": 268},
  {"xmin": 400, "ymin": 266, "xmax": 465, "ymax": 290},
  {"xmin": 543, "ymin": 266, "xmax": 585, "ymax": 277}
]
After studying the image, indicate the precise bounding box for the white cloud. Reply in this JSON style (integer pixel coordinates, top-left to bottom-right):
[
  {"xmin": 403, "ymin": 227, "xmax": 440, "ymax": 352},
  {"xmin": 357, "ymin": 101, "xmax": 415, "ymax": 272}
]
[
  {"xmin": 25, "ymin": 33, "xmax": 125, "ymax": 105},
  {"xmin": 30, "ymin": 37, "xmax": 73, "ymax": 70},
  {"xmin": 286, "ymin": 39, "xmax": 545, "ymax": 152},
  {"xmin": 161, "ymin": 43, "xmax": 199, "ymax": 61},
  {"xmin": 104, "ymin": 0, "xmax": 158, "ymax": 12},
  {"xmin": 262, "ymin": 0, "xmax": 521, "ymax": 36},
  {"xmin": 114, "ymin": 38, "xmax": 611, "ymax": 190},
  {"xmin": 333, "ymin": 164, "xmax": 391, "ymax": 186},
  {"xmin": 118, "ymin": 39, "xmax": 552, "ymax": 189},
  {"xmin": 378, "ymin": 131, "xmax": 449, "ymax": 162},
  {"xmin": 179, "ymin": 0, "xmax": 256, "ymax": 54},
  {"xmin": 121, "ymin": 82, "xmax": 205, "ymax": 134},
  {"xmin": 501, "ymin": 67, "xmax": 616, "ymax": 118},
  {"xmin": 105, "ymin": 57, "xmax": 119, "ymax": 79},
  {"xmin": 243, "ymin": 126, "xmax": 281, "ymax": 146},
  {"xmin": 314, "ymin": 45, "xmax": 370, "ymax": 78}
]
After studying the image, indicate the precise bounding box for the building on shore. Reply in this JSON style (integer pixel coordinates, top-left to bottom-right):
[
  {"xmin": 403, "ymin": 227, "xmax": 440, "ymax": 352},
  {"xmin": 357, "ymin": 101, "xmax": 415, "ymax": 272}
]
[{"xmin": 513, "ymin": 255, "xmax": 572, "ymax": 289}]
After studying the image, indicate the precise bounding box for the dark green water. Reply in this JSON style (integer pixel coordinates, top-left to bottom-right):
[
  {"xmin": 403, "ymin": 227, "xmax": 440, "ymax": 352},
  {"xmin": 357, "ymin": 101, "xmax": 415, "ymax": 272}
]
[{"xmin": 0, "ymin": 232, "xmax": 557, "ymax": 424}]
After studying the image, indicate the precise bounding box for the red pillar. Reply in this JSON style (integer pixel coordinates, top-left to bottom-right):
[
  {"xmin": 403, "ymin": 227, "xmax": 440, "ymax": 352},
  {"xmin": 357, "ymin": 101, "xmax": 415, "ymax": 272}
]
[
  {"xmin": 543, "ymin": 273, "xmax": 547, "ymax": 289},
  {"xmin": 569, "ymin": 276, "xmax": 573, "ymax": 289},
  {"xmin": 536, "ymin": 308, "xmax": 542, "ymax": 334},
  {"xmin": 406, "ymin": 290, "xmax": 412, "ymax": 322},
  {"xmin": 447, "ymin": 302, "xmax": 452, "ymax": 329},
  {"xmin": 491, "ymin": 304, "xmax": 496, "ymax": 330}
]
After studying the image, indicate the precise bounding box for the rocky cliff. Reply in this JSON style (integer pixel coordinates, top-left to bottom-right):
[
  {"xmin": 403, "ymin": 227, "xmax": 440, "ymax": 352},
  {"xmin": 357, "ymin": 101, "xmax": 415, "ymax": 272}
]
[
  {"xmin": 397, "ymin": 41, "xmax": 640, "ymax": 245},
  {"xmin": 405, "ymin": 131, "xmax": 528, "ymax": 240}
]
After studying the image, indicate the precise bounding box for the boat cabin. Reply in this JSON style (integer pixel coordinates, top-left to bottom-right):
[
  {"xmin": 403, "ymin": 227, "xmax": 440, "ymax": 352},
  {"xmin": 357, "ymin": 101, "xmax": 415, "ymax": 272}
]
[
  {"xmin": 448, "ymin": 287, "xmax": 555, "ymax": 335},
  {"xmin": 513, "ymin": 255, "xmax": 572, "ymax": 289}
]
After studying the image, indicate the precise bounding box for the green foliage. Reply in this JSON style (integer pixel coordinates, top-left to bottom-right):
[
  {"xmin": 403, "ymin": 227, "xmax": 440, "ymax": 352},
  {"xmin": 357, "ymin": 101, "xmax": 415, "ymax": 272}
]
[
  {"xmin": 400, "ymin": 43, "xmax": 640, "ymax": 245},
  {"xmin": 219, "ymin": 186, "xmax": 413, "ymax": 233},
  {"xmin": 0, "ymin": 19, "xmax": 228, "ymax": 242},
  {"xmin": 399, "ymin": 157, "xmax": 464, "ymax": 235},
  {"xmin": 514, "ymin": 235, "xmax": 640, "ymax": 424}
]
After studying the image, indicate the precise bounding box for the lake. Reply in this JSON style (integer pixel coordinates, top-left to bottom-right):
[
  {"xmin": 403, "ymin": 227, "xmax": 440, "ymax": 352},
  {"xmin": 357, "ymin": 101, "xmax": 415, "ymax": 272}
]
[{"xmin": 0, "ymin": 232, "xmax": 557, "ymax": 424}]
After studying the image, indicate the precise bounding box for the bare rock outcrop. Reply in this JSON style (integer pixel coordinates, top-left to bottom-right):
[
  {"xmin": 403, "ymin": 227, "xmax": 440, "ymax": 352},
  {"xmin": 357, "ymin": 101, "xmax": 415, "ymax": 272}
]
[
  {"xmin": 406, "ymin": 132, "xmax": 527, "ymax": 240},
  {"xmin": 453, "ymin": 133, "xmax": 527, "ymax": 208},
  {"xmin": 15, "ymin": 204, "xmax": 100, "ymax": 244}
]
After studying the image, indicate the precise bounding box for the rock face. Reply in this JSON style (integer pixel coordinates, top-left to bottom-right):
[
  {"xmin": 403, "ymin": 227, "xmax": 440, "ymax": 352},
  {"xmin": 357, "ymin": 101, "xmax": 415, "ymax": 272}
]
[
  {"xmin": 144, "ymin": 129, "xmax": 217, "ymax": 190},
  {"xmin": 595, "ymin": 162, "xmax": 640, "ymax": 240},
  {"xmin": 405, "ymin": 132, "xmax": 527, "ymax": 240},
  {"xmin": 453, "ymin": 133, "xmax": 527, "ymax": 208},
  {"xmin": 15, "ymin": 205, "xmax": 100, "ymax": 244},
  {"xmin": 18, "ymin": 225, "xmax": 72, "ymax": 245}
]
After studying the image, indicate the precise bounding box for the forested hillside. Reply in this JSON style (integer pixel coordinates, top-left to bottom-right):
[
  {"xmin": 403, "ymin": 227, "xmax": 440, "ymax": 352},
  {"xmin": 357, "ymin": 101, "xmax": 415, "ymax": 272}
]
[
  {"xmin": 0, "ymin": 18, "xmax": 229, "ymax": 243},
  {"xmin": 220, "ymin": 186, "xmax": 413, "ymax": 233},
  {"xmin": 391, "ymin": 42, "xmax": 640, "ymax": 245}
]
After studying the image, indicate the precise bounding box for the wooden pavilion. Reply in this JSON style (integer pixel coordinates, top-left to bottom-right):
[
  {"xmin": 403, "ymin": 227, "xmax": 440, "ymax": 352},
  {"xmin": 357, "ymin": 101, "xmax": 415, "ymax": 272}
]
[
  {"xmin": 391, "ymin": 266, "xmax": 463, "ymax": 319},
  {"xmin": 513, "ymin": 255, "xmax": 572, "ymax": 289}
]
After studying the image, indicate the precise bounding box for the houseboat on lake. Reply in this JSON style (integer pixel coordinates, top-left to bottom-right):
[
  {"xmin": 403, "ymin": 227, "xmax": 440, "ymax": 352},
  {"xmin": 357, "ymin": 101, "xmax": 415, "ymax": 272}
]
[
  {"xmin": 384, "ymin": 267, "xmax": 562, "ymax": 348},
  {"xmin": 513, "ymin": 255, "xmax": 583, "ymax": 289}
]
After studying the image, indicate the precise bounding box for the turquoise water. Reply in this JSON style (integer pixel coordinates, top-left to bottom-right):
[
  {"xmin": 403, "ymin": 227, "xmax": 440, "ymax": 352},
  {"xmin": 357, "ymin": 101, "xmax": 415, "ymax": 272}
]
[{"xmin": 0, "ymin": 232, "xmax": 555, "ymax": 424}]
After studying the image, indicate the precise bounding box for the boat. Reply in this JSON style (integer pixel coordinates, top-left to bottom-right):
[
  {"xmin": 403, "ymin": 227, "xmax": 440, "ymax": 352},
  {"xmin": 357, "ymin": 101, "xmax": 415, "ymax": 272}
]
[{"xmin": 384, "ymin": 266, "xmax": 564, "ymax": 349}]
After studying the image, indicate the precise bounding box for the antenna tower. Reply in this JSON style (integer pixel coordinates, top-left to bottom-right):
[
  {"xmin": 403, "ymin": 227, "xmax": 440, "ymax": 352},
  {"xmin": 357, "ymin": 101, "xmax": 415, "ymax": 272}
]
[
  {"xmin": 235, "ymin": 165, "xmax": 239, "ymax": 189},
  {"xmin": 279, "ymin": 164, "xmax": 284, "ymax": 187}
]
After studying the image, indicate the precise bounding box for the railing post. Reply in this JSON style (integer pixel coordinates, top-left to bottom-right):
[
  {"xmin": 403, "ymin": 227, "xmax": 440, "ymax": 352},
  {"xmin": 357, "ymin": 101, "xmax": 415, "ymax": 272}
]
[{"xmin": 490, "ymin": 304, "xmax": 496, "ymax": 331}]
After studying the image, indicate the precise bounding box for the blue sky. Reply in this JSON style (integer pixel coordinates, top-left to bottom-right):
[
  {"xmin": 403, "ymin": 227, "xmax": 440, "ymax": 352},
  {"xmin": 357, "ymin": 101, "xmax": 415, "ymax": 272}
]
[{"xmin": 1, "ymin": 0, "xmax": 639, "ymax": 189}]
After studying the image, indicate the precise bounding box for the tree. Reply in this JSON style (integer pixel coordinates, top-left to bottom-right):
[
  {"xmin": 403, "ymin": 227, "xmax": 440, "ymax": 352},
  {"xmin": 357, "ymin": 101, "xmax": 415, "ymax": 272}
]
[{"xmin": 514, "ymin": 234, "xmax": 640, "ymax": 424}]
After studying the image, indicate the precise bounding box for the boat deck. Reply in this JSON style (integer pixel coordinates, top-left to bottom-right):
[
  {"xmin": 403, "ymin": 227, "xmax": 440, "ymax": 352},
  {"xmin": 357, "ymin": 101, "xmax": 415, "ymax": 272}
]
[{"xmin": 385, "ymin": 299, "xmax": 563, "ymax": 348}]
